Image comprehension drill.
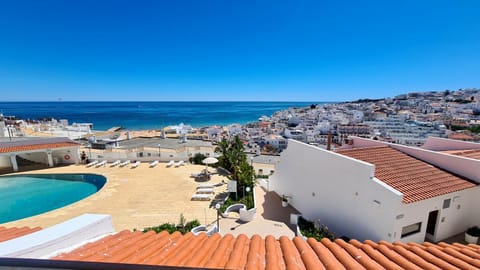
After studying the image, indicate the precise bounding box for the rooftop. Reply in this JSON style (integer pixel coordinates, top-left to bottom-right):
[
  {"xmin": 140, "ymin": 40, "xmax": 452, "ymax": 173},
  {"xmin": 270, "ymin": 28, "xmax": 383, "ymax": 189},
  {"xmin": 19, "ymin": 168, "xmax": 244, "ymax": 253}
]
[
  {"xmin": 51, "ymin": 230, "xmax": 480, "ymax": 270},
  {"xmin": 0, "ymin": 137, "xmax": 79, "ymax": 153},
  {"xmin": 117, "ymin": 137, "xmax": 213, "ymax": 150},
  {"xmin": 443, "ymin": 149, "xmax": 480, "ymax": 160},
  {"xmin": 0, "ymin": 226, "xmax": 41, "ymax": 243},
  {"xmin": 336, "ymin": 146, "xmax": 477, "ymax": 203}
]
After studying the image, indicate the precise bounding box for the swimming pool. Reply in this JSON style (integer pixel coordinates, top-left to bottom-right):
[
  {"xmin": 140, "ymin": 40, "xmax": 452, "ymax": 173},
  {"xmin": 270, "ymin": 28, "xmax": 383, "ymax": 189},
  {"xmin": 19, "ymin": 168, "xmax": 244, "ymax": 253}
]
[{"xmin": 0, "ymin": 174, "xmax": 106, "ymax": 224}]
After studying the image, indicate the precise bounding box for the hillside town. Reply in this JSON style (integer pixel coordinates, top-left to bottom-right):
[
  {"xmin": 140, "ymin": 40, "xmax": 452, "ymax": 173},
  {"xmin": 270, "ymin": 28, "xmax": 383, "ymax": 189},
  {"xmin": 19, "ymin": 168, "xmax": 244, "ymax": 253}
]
[
  {"xmin": 2, "ymin": 89, "xmax": 480, "ymax": 155},
  {"xmin": 1, "ymin": 90, "xmax": 480, "ymax": 269},
  {"xmin": 243, "ymin": 88, "xmax": 480, "ymax": 152}
]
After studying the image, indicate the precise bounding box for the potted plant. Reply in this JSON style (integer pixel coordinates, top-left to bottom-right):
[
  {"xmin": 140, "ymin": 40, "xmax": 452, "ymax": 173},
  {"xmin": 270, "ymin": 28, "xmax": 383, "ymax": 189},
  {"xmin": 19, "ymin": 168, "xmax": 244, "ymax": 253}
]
[
  {"xmin": 465, "ymin": 226, "xmax": 480, "ymax": 244},
  {"xmin": 282, "ymin": 195, "xmax": 289, "ymax": 207}
]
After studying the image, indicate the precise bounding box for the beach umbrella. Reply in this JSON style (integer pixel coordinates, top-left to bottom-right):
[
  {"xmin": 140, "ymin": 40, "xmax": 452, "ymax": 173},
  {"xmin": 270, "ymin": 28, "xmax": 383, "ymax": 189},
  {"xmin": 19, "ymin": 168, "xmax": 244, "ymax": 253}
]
[
  {"xmin": 202, "ymin": 157, "xmax": 218, "ymax": 165},
  {"xmin": 202, "ymin": 157, "xmax": 218, "ymax": 174}
]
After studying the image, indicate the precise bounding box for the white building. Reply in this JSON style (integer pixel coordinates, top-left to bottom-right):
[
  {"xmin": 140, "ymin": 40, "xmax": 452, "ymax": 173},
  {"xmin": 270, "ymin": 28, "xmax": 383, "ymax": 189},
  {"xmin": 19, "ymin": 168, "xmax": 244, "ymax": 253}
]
[
  {"xmin": 0, "ymin": 137, "xmax": 80, "ymax": 171},
  {"xmin": 270, "ymin": 138, "xmax": 480, "ymax": 243},
  {"xmin": 226, "ymin": 124, "xmax": 242, "ymax": 136},
  {"xmin": 264, "ymin": 134, "xmax": 287, "ymax": 151}
]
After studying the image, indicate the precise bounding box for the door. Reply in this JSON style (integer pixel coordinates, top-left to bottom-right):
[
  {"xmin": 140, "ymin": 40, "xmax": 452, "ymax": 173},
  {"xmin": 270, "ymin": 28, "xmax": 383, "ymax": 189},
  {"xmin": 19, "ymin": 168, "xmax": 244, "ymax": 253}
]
[{"xmin": 426, "ymin": 210, "xmax": 439, "ymax": 239}]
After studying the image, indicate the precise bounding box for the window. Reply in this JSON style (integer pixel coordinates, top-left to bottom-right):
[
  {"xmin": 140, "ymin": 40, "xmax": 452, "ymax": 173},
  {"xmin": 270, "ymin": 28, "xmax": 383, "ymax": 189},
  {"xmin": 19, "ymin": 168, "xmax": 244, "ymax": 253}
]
[
  {"xmin": 401, "ymin": 222, "xmax": 421, "ymax": 238},
  {"xmin": 443, "ymin": 199, "xmax": 451, "ymax": 209}
]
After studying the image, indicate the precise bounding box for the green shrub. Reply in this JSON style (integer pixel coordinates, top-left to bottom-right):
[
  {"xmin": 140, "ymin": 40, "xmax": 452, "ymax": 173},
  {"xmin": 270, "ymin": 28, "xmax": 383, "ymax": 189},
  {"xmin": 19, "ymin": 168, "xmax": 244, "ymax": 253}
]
[
  {"xmin": 219, "ymin": 191, "xmax": 255, "ymax": 212},
  {"xmin": 298, "ymin": 216, "xmax": 335, "ymax": 241},
  {"xmin": 143, "ymin": 223, "xmax": 177, "ymax": 234},
  {"xmin": 190, "ymin": 153, "xmax": 207, "ymax": 165},
  {"xmin": 142, "ymin": 214, "xmax": 201, "ymax": 235}
]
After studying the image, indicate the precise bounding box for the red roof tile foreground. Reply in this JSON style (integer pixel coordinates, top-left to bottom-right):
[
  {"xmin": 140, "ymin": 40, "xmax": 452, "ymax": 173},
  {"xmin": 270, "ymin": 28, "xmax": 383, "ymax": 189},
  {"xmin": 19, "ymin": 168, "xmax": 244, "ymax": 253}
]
[
  {"xmin": 336, "ymin": 146, "xmax": 477, "ymax": 203},
  {"xmin": 0, "ymin": 226, "xmax": 42, "ymax": 243},
  {"xmin": 52, "ymin": 230, "xmax": 480, "ymax": 270},
  {"xmin": 0, "ymin": 142, "xmax": 79, "ymax": 153}
]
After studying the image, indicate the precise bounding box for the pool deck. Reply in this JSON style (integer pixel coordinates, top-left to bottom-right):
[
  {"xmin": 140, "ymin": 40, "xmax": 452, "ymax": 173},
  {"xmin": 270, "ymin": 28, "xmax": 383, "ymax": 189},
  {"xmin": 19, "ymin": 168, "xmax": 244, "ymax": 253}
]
[
  {"xmin": 2, "ymin": 163, "xmax": 221, "ymax": 232},
  {"xmin": 1, "ymin": 163, "xmax": 296, "ymax": 238}
]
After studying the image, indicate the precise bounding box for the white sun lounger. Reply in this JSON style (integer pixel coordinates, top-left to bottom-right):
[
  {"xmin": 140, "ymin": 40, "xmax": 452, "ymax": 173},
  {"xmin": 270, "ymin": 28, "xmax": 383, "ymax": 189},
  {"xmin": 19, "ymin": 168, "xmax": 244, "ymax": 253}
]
[
  {"xmin": 119, "ymin": 160, "xmax": 130, "ymax": 167},
  {"xmin": 196, "ymin": 188, "xmax": 215, "ymax": 194},
  {"xmin": 197, "ymin": 184, "xmax": 215, "ymax": 189},
  {"xmin": 131, "ymin": 161, "xmax": 140, "ymax": 168},
  {"xmin": 166, "ymin": 160, "xmax": 175, "ymax": 167},
  {"xmin": 174, "ymin": 160, "xmax": 184, "ymax": 167},
  {"xmin": 149, "ymin": 160, "xmax": 159, "ymax": 168},
  {"xmin": 95, "ymin": 160, "xmax": 107, "ymax": 167},
  {"xmin": 110, "ymin": 160, "xmax": 121, "ymax": 167},
  {"xmin": 86, "ymin": 160, "xmax": 98, "ymax": 167},
  {"xmin": 191, "ymin": 194, "xmax": 211, "ymax": 201}
]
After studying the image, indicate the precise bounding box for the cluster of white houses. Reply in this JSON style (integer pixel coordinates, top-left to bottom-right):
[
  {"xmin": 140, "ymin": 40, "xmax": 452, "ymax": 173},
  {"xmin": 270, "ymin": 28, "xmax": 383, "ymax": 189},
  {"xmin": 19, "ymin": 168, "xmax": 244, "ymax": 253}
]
[{"xmin": 270, "ymin": 137, "xmax": 480, "ymax": 243}]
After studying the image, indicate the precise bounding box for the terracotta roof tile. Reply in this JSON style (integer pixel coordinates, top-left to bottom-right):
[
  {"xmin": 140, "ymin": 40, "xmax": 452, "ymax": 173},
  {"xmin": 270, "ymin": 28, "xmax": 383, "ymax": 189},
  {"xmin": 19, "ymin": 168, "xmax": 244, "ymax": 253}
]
[
  {"xmin": 336, "ymin": 146, "xmax": 477, "ymax": 203},
  {"xmin": 0, "ymin": 226, "xmax": 41, "ymax": 243},
  {"xmin": 0, "ymin": 142, "xmax": 79, "ymax": 153},
  {"xmin": 443, "ymin": 149, "xmax": 480, "ymax": 160},
  {"xmin": 49, "ymin": 231, "xmax": 480, "ymax": 270}
]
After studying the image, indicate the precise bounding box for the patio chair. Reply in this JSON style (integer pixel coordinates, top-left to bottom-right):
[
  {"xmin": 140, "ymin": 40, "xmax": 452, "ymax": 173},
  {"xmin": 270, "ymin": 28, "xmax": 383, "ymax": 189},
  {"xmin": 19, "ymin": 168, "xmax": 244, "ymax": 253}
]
[
  {"xmin": 95, "ymin": 160, "xmax": 107, "ymax": 167},
  {"xmin": 191, "ymin": 194, "xmax": 211, "ymax": 201},
  {"xmin": 149, "ymin": 160, "xmax": 159, "ymax": 168},
  {"xmin": 221, "ymin": 204, "xmax": 246, "ymax": 218},
  {"xmin": 119, "ymin": 160, "xmax": 130, "ymax": 167},
  {"xmin": 131, "ymin": 161, "xmax": 140, "ymax": 168},
  {"xmin": 86, "ymin": 160, "xmax": 98, "ymax": 167},
  {"xmin": 110, "ymin": 160, "xmax": 121, "ymax": 167},
  {"xmin": 174, "ymin": 160, "xmax": 184, "ymax": 167},
  {"xmin": 197, "ymin": 184, "xmax": 215, "ymax": 189},
  {"xmin": 196, "ymin": 188, "xmax": 214, "ymax": 194}
]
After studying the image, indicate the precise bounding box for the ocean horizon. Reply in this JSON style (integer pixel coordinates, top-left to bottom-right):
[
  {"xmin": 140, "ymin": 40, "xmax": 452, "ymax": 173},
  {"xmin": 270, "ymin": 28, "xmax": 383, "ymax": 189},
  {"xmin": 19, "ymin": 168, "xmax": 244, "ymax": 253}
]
[{"xmin": 0, "ymin": 101, "xmax": 329, "ymax": 131}]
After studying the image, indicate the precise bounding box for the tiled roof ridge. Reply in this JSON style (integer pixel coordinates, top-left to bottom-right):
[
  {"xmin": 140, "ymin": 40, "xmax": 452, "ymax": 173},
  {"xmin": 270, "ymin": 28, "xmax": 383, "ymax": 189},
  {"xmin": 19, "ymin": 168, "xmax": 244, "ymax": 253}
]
[
  {"xmin": 51, "ymin": 230, "xmax": 480, "ymax": 270},
  {"xmin": 0, "ymin": 137, "xmax": 78, "ymax": 147},
  {"xmin": 0, "ymin": 142, "xmax": 80, "ymax": 153},
  {"xmin": 336, "ymin": 145, "xmax": 389, "ymax": 153}
]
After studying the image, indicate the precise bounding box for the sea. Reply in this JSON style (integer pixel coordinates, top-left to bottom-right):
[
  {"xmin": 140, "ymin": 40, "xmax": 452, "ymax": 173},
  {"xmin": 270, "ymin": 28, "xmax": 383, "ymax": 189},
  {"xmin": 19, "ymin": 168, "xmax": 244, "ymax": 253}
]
[{"xmin": 0, "ymin": 101, "xmax": 322, "ymax": 131}]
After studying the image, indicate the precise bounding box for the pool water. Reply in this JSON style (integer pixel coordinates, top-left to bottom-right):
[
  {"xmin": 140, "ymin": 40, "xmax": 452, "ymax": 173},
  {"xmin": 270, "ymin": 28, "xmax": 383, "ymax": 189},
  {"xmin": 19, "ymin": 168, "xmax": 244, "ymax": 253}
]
[{"xmin": 0, "ymin": 174, "xmax": 106, "ymax": 224}]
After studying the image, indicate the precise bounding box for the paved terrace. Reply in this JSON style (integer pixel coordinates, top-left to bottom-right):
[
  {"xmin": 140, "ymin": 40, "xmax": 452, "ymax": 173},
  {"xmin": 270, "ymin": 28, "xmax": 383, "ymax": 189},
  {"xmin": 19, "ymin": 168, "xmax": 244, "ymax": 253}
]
[{"xmin": 1, "ymin": 163, "xmax": 297, "ymax": 238}]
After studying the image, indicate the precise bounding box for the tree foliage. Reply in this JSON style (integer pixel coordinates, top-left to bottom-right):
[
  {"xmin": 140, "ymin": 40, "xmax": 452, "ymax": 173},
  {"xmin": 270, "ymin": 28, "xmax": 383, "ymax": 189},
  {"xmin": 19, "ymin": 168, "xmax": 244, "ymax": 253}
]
[
  {"xmin": 190, "ymin": 153, "xmax": 206, "ymax": 164},
  {"xmin": 215, "ymin": 136, "xmax": 255, "ymax": 195},
  {"xmin": 142, "ymin": 214, "xmax": 200, "ymax": 234}
]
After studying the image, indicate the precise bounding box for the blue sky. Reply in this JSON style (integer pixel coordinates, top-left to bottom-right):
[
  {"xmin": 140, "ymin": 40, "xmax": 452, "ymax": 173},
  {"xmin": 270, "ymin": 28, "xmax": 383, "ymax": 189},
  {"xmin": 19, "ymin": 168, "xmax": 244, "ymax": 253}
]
[{"xmin": 0, "ymin": 1, "xmax": 479, "ymax": 101}]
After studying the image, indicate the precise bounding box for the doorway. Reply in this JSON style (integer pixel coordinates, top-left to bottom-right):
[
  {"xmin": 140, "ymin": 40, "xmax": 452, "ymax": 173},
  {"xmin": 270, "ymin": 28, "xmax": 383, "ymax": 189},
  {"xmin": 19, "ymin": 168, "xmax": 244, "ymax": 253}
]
[{"xmin": 426, "ymin": 210, "xmax": 439, "ymax": 241}]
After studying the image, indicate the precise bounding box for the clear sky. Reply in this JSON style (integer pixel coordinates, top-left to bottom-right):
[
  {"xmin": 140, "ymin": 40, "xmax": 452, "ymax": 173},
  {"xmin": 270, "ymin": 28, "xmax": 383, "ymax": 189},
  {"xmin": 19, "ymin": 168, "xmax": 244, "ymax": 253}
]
[{"xmin": 0, "ymin": 0, "xmax": 479, "ymax": 102}]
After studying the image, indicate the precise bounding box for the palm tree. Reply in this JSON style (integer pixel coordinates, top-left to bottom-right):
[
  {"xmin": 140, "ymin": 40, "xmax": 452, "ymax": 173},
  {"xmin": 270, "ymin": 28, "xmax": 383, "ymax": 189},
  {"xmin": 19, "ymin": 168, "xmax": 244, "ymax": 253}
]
[
  {"xmin": 215, "ymin": 138, "xmax": 231, "ymax": 172},
  {"xmin": 214, "ymin": 135, "xmax": 255, "ymax": 197}
]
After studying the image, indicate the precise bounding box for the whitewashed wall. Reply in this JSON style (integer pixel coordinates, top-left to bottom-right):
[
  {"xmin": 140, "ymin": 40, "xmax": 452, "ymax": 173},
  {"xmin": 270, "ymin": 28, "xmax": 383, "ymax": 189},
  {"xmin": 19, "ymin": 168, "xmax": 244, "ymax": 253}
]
[
  {"xmin": 270, "ymin": 140, "xmax": 403, "ymax": 242},
  {"xmin": 0, "ymin": 156, "xmax": 10, "ymax": 167},
  {"xmin": 87, "ymin": 147, "xmax": 214, "ymax": 163},
  {"xmin": 422, "ymin": 136, "xmax": 480, "ymax": 151},
  {"xmin": 395, "ymin": 187, "xmax": 480, "ymax": 243}
]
